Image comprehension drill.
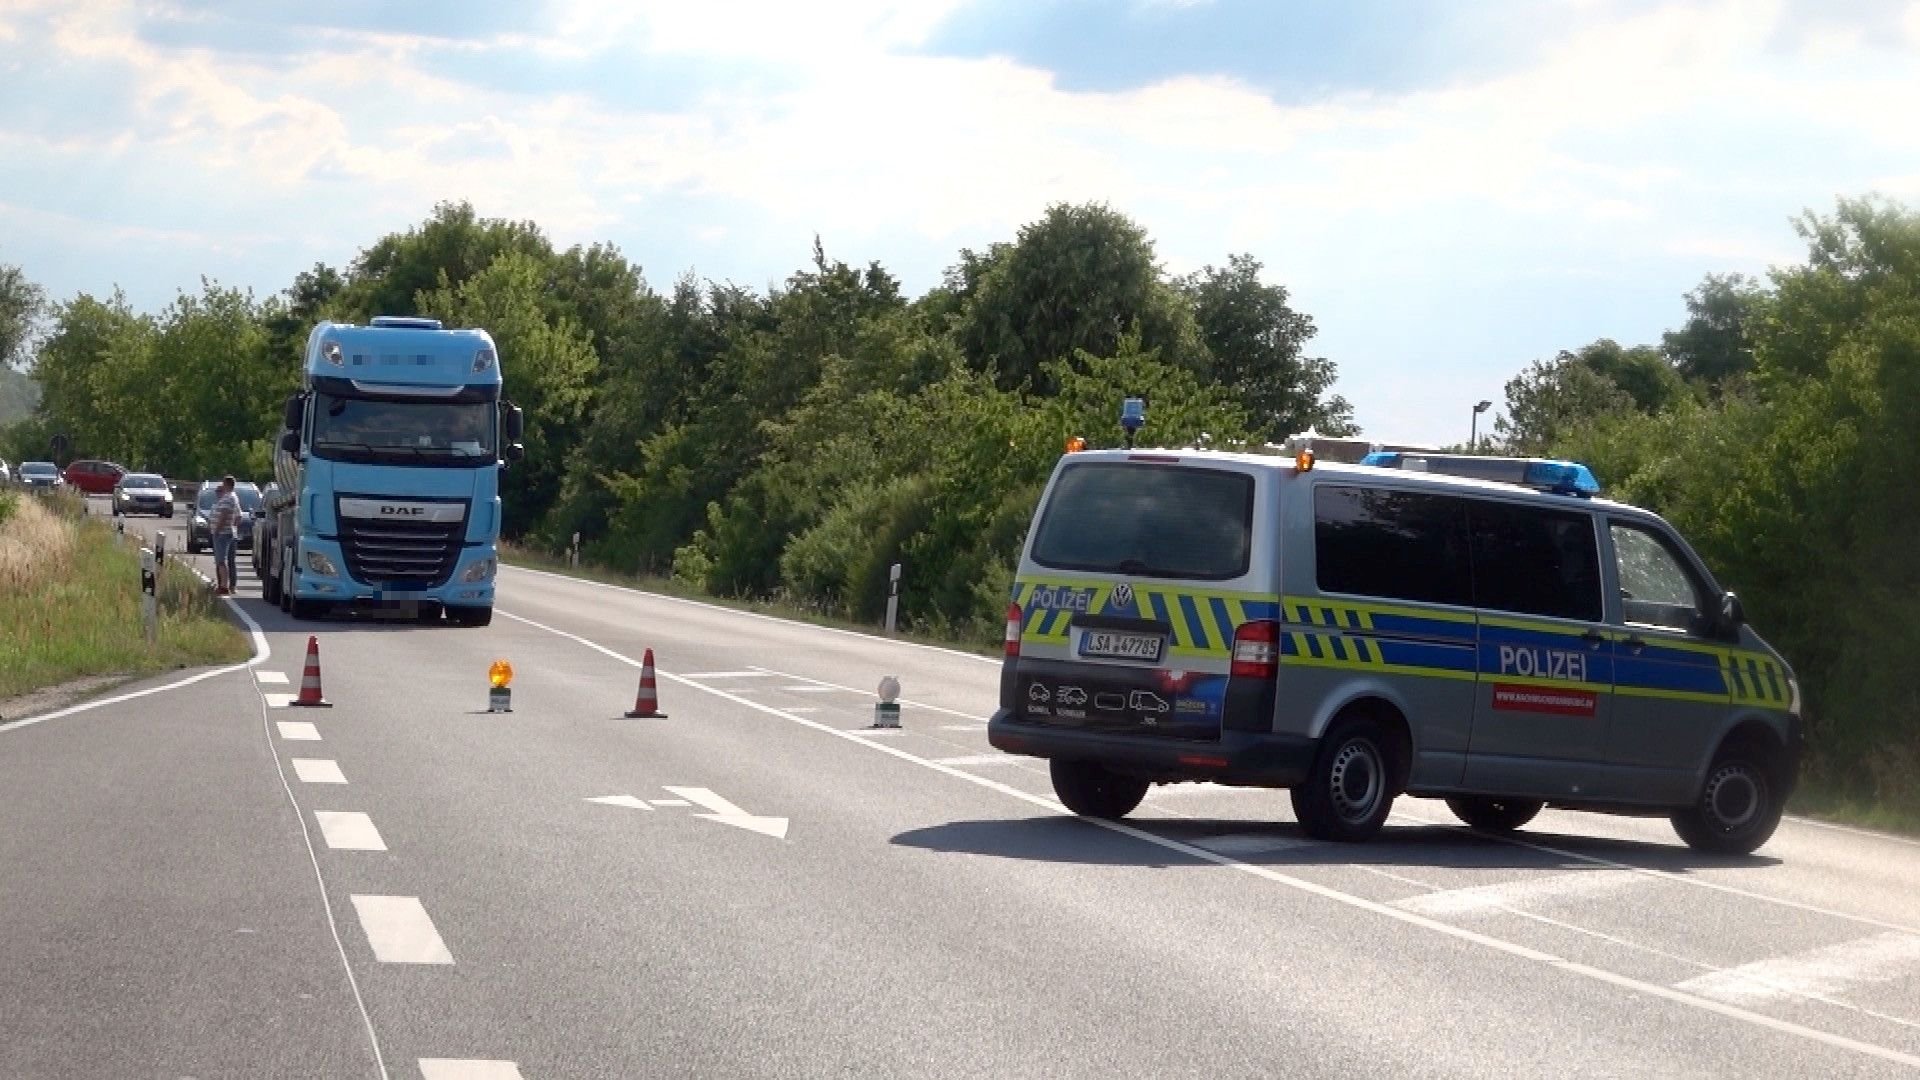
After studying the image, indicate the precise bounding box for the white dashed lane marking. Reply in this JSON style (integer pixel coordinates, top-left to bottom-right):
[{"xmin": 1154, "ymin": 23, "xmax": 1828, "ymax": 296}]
[
  {"xmin": 290, "ymin": 758, "xmax": 347, "ymax": 784},
  {"xmin": 350, "ymin": 895, "xmax": 454, "ymax": 964},
  {"xmin": 933, "ymin": 753, "xmax": 1023, "ymax": 766},
  {"xmin": 419, "ymin": 1059, "xmax": 525, "ymax": 1079},
  {"xmin": 782, "ymin": 686, "xmax": 844, "ymax": 694},
  {"xmin": 1678, "ymin": 932, "xmax": 1920, "ymax": 1005},
  {"xmin": 682, "ymin": 671, "xmax": 774, "ymax": 679},
  {"xmin": 315, "ymin": 812, "xmax": 387, "ymax": 852},
  {"xmin": 276, "ymin": 721, "xmax": 321, "ymax": 742},
  {"xmin": 1395, "ymin": 870, "xmax": 1645, "ymax": 917},
  {"xmin": 255, "ymin": 670, "xmax": 289, "ymax": 685},
  {"xmin": 263, "ymin": 692, "xmax": 296, "ymax": 709}
]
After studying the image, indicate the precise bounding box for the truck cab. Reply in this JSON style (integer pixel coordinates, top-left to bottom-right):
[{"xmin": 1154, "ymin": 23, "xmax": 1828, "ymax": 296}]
[{"xmin": 262, "ymin": 316, "xmax": 524, "ymax": 626}]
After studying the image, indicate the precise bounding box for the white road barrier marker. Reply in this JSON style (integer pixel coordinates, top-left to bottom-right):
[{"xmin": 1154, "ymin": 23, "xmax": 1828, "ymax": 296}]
[
  {"xmin": 419, "ymin": 1061, "xmax": 524, "ymax": 1080},
  {"xmin": 315, "ymin": 812, "xmax": 387, "ymax": 852},
  {"xmin": 350, "ymin": 895, "xmax": 454, "ymax": 964},
  {"xmin": 291, "ymin": 758, "xmax": 347, "ymax": 784},
  {"xmin": 1678, "ymin": 931, "xmax": 1920, "ymax": 1005},
  {"xmin": 255, "ymin": 670, "xmax": 290, "ymax": 685},
  {"xmin": 1396, "ymin": 869, "xmax": 1645, "ymax": 917},
  {"xmin": 494, "ymin": 607, "xmax": 1920, "ymax": 1071},
  {"xmin": 276, "ymin": 721, "xmax": 322, "ymax": 742},
  {"xmin": 662, "ymin": 785, "xmax": 789, "ymax": 840}
]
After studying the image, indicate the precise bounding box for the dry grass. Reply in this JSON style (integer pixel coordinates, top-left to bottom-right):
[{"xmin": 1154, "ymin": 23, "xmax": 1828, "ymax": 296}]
[{"xmin": 0, "ymin": 496, "xmax": 250, "ymax": 702}]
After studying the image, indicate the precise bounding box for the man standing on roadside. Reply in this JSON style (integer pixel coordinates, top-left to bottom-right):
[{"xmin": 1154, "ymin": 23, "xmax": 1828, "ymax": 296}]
[{"xmin": 210, "ymin": 475, "xmax": 241, "ymax": 596}]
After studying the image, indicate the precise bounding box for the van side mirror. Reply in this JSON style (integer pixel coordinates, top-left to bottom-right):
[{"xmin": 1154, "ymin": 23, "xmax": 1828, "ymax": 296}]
[
  {"xmin": 283, "ymin": 394, "xmax": 305, "ymax": 432},
  {"xmin": 503, "ymin": 404, "xmax": 525, "ymax": 443},
  {"xmin": 1720, "ymin": 591, "xmax": 1745, "ymax": 631}
]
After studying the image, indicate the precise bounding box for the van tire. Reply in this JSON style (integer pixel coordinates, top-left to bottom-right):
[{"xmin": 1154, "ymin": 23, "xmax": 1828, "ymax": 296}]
[
  {"xmin": 1291, "ymin": 716, "xmax": 1398, "ymax": 842},
  {"xmin": 1672, "ymin": 750, "xmax": 1783, "ymax": 855},
  {"xmin": 1050, "ymin": 760, "xmax": 1149, "ymax": 820},
  {"xmin": 1446, "ymin": 796, "xmax": 1544, "ymax": 833}
]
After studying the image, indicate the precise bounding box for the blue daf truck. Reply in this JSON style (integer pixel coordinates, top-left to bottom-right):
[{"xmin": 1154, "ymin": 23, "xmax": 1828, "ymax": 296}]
[{"xmin": 259, "ymin": 316, "xmax": 524, "ymax": 626}]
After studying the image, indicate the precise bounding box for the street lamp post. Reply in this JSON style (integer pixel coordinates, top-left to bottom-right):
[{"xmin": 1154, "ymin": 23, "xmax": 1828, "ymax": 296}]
[{"xmin": 1470, "ymin": 400, "xmax": 1493, "ymax": 453}]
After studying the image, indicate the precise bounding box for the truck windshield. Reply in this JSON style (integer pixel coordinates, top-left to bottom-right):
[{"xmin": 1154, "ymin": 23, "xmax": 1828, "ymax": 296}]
[{"xmin": 310, "ymin": 394, "xmax": 496, "ymax": 466}]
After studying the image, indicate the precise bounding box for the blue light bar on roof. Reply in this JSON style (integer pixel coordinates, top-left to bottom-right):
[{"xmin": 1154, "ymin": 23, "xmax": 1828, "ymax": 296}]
[{"xmin": 1358, "ymin": 451, "xmax": 1602, "ymax": 497}]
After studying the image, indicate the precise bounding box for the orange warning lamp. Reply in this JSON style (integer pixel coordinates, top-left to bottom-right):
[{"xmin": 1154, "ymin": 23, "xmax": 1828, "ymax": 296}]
[
  {"xmin": 1065, "ymin": 436, "xmax": 1087, "ymax": 453},
  {"xmin": 1295, "ymin": 448, "xmax": 1316, "ymax": 472},
  {"xmin": 488, "ymin": 659, "xmax": 514, "ymax": 689}
]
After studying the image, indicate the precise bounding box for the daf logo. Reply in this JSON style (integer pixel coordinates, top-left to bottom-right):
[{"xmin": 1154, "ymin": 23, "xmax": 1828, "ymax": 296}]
[{"xmin": 380, "ymin": 505, "xmax": 426, "ymax": 516}]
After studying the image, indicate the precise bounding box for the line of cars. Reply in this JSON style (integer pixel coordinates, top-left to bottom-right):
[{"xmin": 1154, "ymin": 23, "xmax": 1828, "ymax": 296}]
[{"xmin": 0, "ymin": 457, "xmax": 272, "ymax": 547}]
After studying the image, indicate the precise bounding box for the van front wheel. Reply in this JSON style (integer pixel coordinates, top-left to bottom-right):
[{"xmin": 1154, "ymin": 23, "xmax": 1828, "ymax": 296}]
[
  {"xmin": 1050, "ymin": 760, "xmax": 1149, "ymax": 820},
  {"xmin": 1447, "ymin": 796, "xmax": 1544, "ymax": 833},
  {"xmin": 1672, "ymin": 753, "xmax": 1783, "ymax": 855},
  {"xmin": 1292, "ymin": 716, "xmax": 1398, "ymax": 842}
]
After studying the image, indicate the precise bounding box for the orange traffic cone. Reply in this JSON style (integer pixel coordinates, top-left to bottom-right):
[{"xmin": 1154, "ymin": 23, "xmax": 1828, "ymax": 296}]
[
  {"xmin": 625, "ymin": 648, "xmax": 666, "ymax": 718},
  {"xmin": 292, "ymin": 635, "xmax": 332, "ymax": 708}
]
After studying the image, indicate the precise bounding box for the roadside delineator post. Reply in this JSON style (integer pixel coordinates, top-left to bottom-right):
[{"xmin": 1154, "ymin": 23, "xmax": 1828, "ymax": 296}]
[
  {"xmin": 140, "ymin": 547, "xmax": 158, "ymax": 646},
  {"xmin": 291, "ymin": 635, "xmax": 332, "ymax": 708},
  {"xmin": 873, "ymin": 675, "xmax": 901, "ymax": 729},
  {"xmin": 625, "ymin": 649, "xmax": 666, "ymax": 718}
]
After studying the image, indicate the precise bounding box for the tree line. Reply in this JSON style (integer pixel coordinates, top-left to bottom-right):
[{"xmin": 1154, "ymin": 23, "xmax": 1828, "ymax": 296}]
[
  {"xmin": 1494, "ymin": 196, "xmax": 1920, "ymax": 817},
  {"xmin": 0, "ymin": 202, "xmax": 1351, "ymax": 641}
]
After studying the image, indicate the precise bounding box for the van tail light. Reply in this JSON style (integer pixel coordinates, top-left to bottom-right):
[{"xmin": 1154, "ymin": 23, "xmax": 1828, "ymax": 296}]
[
  {"xmin": 1231, "ymin": 620, "xmax": 1280, "ymax": 679},
  {"xmin": 1005, "ymin": 603, "xmax": 1023, "ymax": 657}
]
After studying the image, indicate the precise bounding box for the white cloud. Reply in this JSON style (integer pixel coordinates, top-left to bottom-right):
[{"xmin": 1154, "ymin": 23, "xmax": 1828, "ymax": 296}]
[{"xmin": 4, "ymin": 0, "xmax": 1920, "ymax": 440}]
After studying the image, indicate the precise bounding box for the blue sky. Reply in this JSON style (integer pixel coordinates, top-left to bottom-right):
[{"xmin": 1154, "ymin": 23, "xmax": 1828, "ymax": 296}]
[{"xmin": 2, "ymin": 0, "xmax": 1918, "ymax": 445}]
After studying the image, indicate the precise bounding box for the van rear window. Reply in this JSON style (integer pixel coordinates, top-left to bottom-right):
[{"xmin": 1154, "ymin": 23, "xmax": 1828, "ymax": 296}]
[{"xmin": 1029, "ymin": 463, "xmax": 1254, "ymax": 581}]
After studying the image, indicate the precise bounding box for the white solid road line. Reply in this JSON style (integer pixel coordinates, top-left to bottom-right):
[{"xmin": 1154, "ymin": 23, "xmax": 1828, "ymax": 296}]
[
  {"xmin": 1679, "ymin": 931, "xmax": 1920, "ymax": 1005},
  {"xmin": 1396, "ymin": 869, "xmax": 1645, "ymax": 917},
  {"xmin": 941, "ymin": 723, "xmax": 986, "ymax": 732},
  {"xmin": 315, "ymin": 811, "xmax": 388, "ymax": 852},
  {"xmin": 419, "ymin": 1060, "xmax": 525, "ymax": 1080},
  {"xmin": 291, "ymin": 758, "xmax": 347, "ymax": 784},
  {"xmin": 683, "ymin": 671, "xmax": 775, "ymax": 679},
  {"xmin": 756, "ymin": 665, "xmax": 985, "ymax": 721},
  {"xmin": 276, "ymin": 721, "xmax": 322, "ymax": 742},
  {"xmin": 782, "ymin": 685, "xmax": 845, "ymax": 693},
  {"xmin": 255, "ymin": 670, "xmax": 290, "ymax": 685},
  {"xmin": 350, "ymin": 895, "xmax": 455, "ymax": 964},
  {"xmin": 932, "ymin": 753, "xmax": 1023, "ymax": 766},
  {"xmin": 503, "ymin": 562, "xmax": 1000, "ymax": 666},
  {"xmin": 496, "ymin": 607, "xmax": 1920, "ymax": 1071}
]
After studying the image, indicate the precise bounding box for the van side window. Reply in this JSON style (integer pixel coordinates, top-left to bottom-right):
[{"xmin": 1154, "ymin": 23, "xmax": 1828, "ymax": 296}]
[
  {"xmin": 1468, "ymin": 502, "xmax": 1602, "ymax": 623},
  {"xmin": 1609, "ymin": 523, "xmax": 1707, "ymax": 633},
  {"xmin": 1313, "ymin": 486, "xmax": 1472, "ymax": 606}
]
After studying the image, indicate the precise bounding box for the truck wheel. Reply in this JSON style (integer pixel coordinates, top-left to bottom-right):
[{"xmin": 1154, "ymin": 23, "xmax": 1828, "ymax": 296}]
[
  {"xmin": 1049, "ymin": 759, "xmax": 1149, "ymax": 820},
  {"xmin": 261, "ymin": 559, "xmax": 281, "ymax": 605},
  {"xmin": 446, "ymin": 605, "xmax": 493, "ymax": 627},
  {"xmin": 1446, "ymin": 796, "xmax": 1544, "ymax": 833},
  {"xmin": 1672, "ymin": 748, "xmax": 1784, "ymax": 855},
  {"xmin": 1291, "ymin": 715, "xmax": 1398, "ymax": 842}
]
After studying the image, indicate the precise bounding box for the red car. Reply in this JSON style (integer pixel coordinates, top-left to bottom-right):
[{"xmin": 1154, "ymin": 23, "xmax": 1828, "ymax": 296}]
[{"xmin": 62, "ymin": 459, "xmax": 127, "ymax": 494}]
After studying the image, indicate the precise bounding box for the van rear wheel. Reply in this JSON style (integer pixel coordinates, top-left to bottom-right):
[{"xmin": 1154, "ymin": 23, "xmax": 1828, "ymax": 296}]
[
  {"xmin": 1291, "ymin": 716, "xmax": 1398, "ymax": 842},
  {"xmin": 1446, "ymin": 796, "xmax": 1544, "ymax": 833},
  {"xmin": 1049, "ymin": 760, "xmax": 1149, "ymax": 820}
]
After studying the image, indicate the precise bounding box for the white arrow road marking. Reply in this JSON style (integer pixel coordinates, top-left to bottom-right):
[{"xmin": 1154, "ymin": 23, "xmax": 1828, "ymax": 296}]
[
  {"xmin": 585, "ymin": 795, "xmax": 655, "ymax": 811},
  {"xmin": 350, "ymin": 895, "xmax": 453, "ymax": 964},
  {"xmin": 662, "ymin": 785, "xmax": 789, "ymax": 840},
  {"xmin": 420, "ymin": 1061, "xmax": 524, "ymax": 1080}
]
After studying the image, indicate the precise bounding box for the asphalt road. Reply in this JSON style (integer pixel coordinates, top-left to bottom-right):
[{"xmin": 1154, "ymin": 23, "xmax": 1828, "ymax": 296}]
[{"xmin": 4, "ymin": 497, "xmax": 1920, "ymax": 1078}]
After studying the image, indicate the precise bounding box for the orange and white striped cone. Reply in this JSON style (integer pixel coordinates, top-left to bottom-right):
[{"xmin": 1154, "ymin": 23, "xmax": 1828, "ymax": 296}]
[
  {"xmin": 625, "ymin": 648, "xmax": 666, "ymax": 718},
  {"xmin": 292, "ymin": 635, "xmax": 332, "ymax": 708}
]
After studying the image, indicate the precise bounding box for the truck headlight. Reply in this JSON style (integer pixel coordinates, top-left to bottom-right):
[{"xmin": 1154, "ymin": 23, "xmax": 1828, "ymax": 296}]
[
  {"xmin": 304, "ymin": 550, "xmax": 339, "ymax": 576},
  {"xmin": 461, "ymin": 557, "xmax": 496, "ymax": 583}
]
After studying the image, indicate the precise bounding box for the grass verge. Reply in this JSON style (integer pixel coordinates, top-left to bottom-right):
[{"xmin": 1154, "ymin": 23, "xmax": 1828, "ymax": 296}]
[
  {"xmin": 0, "ymin": 491, "xmax": 251, "ymax": 702},
  {"xmin": 499, "ymin": 541, "xmax": 1002, "ymax": 660},
  {"xmin": 1788, "ymin": 780, "xmax": 1920, "ymax": 837}
]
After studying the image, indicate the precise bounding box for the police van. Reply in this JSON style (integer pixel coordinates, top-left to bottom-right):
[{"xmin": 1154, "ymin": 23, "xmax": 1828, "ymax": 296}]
[{"xmin": 987, "ymin": 444, "xmax": 1802, "ymax": 855}]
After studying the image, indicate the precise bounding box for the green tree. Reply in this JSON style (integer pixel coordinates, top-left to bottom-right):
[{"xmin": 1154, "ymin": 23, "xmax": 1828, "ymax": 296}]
[
  {"xmin": 954, "ymin": 203, "xmax": 1201, "ymax": 392},
  {"xmin": 1180, "ymin": 254, "xmax": 1353, "ymax": 439},
  {"xmin": 1662, "ymin": 273, "xmax": 1762, "ymax": 389},
  {"xmin": 1, "ymin": 261, "xmax": 45, "ymax": 370},
  {"xmin": 342, "ymin": 202, "xmax": 552, "ymax": 321},
  {"xmin": 1496, "ymin": 339, "xmax": 1684, "ymax": 453}
]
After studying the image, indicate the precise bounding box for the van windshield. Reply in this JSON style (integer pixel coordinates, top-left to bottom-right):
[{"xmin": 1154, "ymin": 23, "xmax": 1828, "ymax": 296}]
[{"xmin": 1029, "ymin": 462, "xmax": 1254, "ymax": 580}]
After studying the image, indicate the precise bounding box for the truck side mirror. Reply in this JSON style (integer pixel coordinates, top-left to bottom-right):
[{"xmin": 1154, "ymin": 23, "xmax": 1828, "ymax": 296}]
[
  {"xmin": 283, "ymin": 394, "xmax": 305, "ymax": 432},
  {"xmin": 503, "ymin": 404, "xmax": 524, "ymax": 442},
  {"xmin": 279, "ymin": 430, "xmax": 300, "ymax": 454},
  {"xmin": 504, "ymin": 443, "xmax": 525, "ymax": 463}
]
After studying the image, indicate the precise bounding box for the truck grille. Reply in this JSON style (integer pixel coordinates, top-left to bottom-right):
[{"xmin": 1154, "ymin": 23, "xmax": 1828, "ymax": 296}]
[{"xmin": 337, "ymin": 512, "xmax": 465, "ymax": 589}]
